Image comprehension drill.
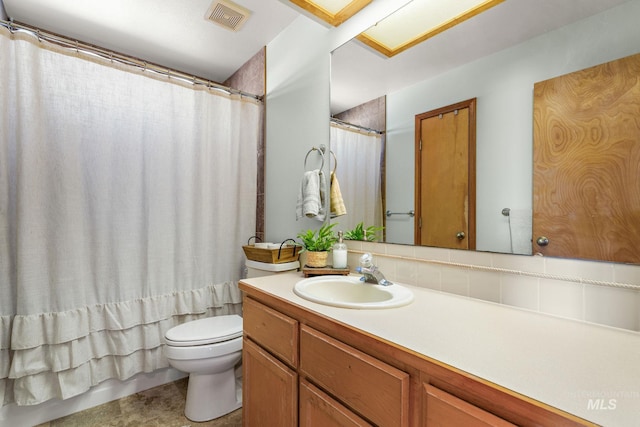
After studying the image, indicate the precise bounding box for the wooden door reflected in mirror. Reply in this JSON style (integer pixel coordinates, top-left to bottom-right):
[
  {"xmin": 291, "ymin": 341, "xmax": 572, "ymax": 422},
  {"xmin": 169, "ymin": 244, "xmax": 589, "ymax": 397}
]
[
  {"xmin": 533, "ymin": 52, "xmax": 640, "ymax": 264},
  {"xmin": 415, "ymin": 98, "xmax": 476, "ymax": 250}
]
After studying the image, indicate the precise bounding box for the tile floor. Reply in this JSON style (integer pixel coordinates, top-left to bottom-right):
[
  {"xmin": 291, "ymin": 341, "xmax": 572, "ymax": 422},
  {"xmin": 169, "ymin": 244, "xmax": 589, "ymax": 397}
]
[{"xmin": 35, "ymin": 378, "xmax": 242, "ymax": 427}]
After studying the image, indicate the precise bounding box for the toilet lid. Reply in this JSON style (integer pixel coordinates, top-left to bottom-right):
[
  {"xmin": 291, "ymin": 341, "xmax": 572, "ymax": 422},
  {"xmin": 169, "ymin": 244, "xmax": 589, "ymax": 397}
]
[{"xmin": 165, "ymin": 315, "xmax": 243, "ymax": 347}]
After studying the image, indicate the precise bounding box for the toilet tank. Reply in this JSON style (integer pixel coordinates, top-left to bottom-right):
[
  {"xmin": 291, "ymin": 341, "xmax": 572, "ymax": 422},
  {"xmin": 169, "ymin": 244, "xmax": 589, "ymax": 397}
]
[{"xmin": 245, "ymin": 260, "xmax": 300, "ymax": 278}]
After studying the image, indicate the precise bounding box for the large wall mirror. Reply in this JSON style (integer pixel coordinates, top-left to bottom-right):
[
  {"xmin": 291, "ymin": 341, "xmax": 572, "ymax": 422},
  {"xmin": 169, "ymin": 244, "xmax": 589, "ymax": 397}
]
[{"xmin": 329, "ymin": 0, "xmax": 639, "ymax": 264}]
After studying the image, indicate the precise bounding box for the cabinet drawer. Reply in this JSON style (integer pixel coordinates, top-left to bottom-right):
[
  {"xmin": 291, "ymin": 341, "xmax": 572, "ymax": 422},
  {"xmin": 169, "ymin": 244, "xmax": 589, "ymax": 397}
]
[
  {"xmin": 300, "ymin": 378, "xmax": 372, "ymax": 427},
  {"xmin": 424, "ymin": 384, "xmax": 516, "ymax": 427},
  {"xmin": 243, "ymin": 296, "xmax": 298, "ymax": 367},
  {"xmin": 300, "ymin": 325, "xmax": 410, "ymax": 427}
]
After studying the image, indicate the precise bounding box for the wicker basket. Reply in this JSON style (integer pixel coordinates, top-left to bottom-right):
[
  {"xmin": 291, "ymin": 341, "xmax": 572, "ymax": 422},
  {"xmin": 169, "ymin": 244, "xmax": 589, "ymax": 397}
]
[
  {"xmin": 242, "ymin": 244, "xmax": 301, "ymax": 264},
  {"xmin": 305, "ymin": 251, "xmax": 328, "ymax": 268}
]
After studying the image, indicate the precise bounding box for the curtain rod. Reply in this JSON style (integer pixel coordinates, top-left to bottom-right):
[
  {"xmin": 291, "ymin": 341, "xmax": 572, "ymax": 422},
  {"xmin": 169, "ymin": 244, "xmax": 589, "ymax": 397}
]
[
  {"xmin": 330, "ymin": 117, "xmax": 384, "ymax": 135},
  {"xmin": 0, "ymin": 20, "xmax": 263, "ymax": 102}
]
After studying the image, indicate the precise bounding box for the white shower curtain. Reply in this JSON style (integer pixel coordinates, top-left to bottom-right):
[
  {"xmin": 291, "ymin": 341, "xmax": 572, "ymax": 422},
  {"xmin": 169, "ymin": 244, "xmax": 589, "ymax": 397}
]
[
  {"xmin": 330, "ymin": 123, "xmax": 383, "ymax": 234},
  {"xmin": 0, "ymin": 27, "xmax": 260, "ymax": 406}
]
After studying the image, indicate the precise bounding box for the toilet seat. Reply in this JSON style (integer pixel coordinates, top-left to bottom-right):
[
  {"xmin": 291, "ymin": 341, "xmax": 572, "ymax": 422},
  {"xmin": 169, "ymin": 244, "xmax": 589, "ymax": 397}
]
[
  {"xmin": 164, "ymin": 335, "xmax": 242, "ymax": 360},
  {"xmin": 165, "ymin": 315, "xmax": 242, "ymax": 347}
]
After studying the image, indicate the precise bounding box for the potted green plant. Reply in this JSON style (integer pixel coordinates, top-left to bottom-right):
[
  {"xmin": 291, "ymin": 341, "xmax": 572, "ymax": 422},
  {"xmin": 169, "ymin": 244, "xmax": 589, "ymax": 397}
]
[
  {"xmin": 344, "ymin": 222, "xmax": 384, "ymax": 242},
  {"xmin": 296, "ymin": 222, "xmax": 338, "ymax": 267}
]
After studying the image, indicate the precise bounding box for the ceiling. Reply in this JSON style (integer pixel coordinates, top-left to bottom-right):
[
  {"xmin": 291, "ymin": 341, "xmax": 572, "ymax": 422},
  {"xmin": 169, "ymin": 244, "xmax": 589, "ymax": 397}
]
[
  {"xmin": 1, "ymin": 0, "xmax": 632, "ymax": 111},
  {"xmin": 1, "ymin": 0, "xmax": 300, "ymax": 83}
]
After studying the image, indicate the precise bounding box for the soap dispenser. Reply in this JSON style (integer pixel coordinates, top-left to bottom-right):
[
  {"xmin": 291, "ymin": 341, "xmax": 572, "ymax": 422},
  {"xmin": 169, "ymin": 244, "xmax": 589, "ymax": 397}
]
[{"xmin": 332, "ymin": 231, "xmax": 348, "ymax": 269}]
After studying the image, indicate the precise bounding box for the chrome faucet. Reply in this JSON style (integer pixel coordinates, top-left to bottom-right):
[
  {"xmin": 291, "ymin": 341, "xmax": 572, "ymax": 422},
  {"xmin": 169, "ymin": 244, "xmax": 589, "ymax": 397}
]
[{"xmin": 356, "ymin": 253, "xmax": 393, "ymax": 286}]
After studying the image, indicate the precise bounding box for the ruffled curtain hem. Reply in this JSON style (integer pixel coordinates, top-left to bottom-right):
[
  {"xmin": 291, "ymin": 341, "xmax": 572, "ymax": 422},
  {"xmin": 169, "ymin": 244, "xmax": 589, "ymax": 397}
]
[
  {"xmin": 11, "ymin": 281, "xmax": 242, "ymax": 349},
  {"xmin": 6, "ymin": 346, "xmax": 169, "ymax": 406},
  {"xmin": 1, "ymin": 281, "xmax": 242, "ymax": 406}
]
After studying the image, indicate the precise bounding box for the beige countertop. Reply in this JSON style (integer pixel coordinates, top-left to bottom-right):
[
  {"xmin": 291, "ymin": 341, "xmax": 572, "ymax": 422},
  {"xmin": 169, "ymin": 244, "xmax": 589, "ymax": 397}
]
[{"xmin": 240, "ymin": 271, "xmax": 640, "ymax": 426}]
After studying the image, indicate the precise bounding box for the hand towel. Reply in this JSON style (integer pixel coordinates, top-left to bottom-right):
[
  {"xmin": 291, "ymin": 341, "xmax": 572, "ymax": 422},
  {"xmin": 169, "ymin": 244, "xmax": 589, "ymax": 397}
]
[
  {"xmin": 330, "ymin": 172, "xmax": 347, "ymax": 217},
  {"xmin": 296, "ymin": 169, "xmax": 327, "ymax": 221},
  {"xmin": 509, "ymin": 209, "xmax": 532, "ymax": 255}
]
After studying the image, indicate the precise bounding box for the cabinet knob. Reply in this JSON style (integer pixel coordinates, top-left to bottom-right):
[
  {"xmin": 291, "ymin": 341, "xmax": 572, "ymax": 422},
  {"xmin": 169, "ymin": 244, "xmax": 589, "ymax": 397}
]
[
  {"xmin": 536, "ymin": 236, "xmax": 549, "ymax": 246},
  {"xmin": 456, "ymin": 231, "xmax": 465, "ymax": 240}
]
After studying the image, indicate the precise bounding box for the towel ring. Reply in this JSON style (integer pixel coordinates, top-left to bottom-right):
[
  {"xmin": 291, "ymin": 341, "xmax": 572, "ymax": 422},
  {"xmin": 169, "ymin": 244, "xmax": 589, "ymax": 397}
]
[
  {"xmin": 304, "ymin": 147, "xmax": 325, "ymax": 171},
  {"xmin": 329, "ymin": 150, "xmax": 337, "ymax": 174}
]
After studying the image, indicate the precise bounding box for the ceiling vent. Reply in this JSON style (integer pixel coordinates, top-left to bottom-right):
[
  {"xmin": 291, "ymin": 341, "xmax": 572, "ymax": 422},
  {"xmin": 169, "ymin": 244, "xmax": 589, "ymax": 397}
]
[{"xmin": 205, "ymin": 0, "xmax": 252, "ymax": 32}]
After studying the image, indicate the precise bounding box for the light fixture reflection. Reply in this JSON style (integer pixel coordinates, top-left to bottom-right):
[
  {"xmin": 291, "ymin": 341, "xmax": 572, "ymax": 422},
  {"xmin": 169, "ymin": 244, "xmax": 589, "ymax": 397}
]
[{"xmin": 358, "ymin": 0, "xmax": 505, "ymax": 57}]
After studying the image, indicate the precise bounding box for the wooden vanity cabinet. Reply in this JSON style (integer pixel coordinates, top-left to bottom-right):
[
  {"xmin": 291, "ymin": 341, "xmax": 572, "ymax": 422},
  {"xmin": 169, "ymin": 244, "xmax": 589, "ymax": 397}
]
[
  {"xmin": 242, "ymin": 295, "xmax": 408, "ymax": 427},
  {"xmin": 240, "ymin": 285, "xmax": 596, "ymax": 427},
  {"xmin": 242, "ymin": 296, "xmax": 299, "ymax": 426}
]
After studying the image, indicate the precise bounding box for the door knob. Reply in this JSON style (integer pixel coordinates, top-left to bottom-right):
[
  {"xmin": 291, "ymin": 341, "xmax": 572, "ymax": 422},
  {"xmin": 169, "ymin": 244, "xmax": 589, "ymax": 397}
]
[
  {"xmin": 536, "ymin": 236, "xmax": 549, "ymax": 246},
  {"xmin": 456, "ymin": 231, "xmax": 465, "ymax": 240}
]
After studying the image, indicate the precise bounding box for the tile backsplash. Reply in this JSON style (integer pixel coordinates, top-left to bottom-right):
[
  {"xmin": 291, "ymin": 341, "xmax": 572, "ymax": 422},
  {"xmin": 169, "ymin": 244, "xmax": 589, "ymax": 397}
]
[{"xmin": 342, "ymin": 241, "xmax": 640, "ymax": 332}]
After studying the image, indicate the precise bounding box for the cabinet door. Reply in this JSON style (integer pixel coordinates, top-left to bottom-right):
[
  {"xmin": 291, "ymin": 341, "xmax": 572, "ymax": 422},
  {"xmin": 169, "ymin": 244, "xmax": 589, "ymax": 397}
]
[
  {"xmin": 243, "ymin": 338, "xmax": 297, "ymax": 427},
  {"xmin": 300, "ymin": 379, "xmax": 373, "ymax": 427},
  {"xmin": 423, "ymin": 384, "xmax": 516, "ymax": 427}
]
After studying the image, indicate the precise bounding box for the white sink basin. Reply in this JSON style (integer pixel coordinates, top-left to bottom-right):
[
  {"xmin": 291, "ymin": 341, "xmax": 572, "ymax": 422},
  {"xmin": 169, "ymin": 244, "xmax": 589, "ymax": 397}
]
[{"xmin": 293, "ymin": 275, "xmax": 414, "ymax": 309}]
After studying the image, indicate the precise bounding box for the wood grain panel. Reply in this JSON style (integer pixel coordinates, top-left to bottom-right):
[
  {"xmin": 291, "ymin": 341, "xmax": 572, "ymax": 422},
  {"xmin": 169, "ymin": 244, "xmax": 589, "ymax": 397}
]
[
  {"xmin": 423, "ymin": 384, "xmax": 516, "ymax": 427},
  {"xmin": 299, "ymin": 324, "xmax": 410, "ymax": 427},
  {"xmin": 420, "ymin": 108, "xmax": 470, "ymax": 249},
  {"xmin": 533, "ymin": 53, "xmax": 640, "ymax": 263},
  {"xmin": 242, "ymin": 296, "xmax": 298, "ymax": 367},
  {"xmin": 423, "ymin": 366, "xmax": 592, "ymax": 427},
  {"xmin": 242, "ymin": 338, "xmax": 297, "ymax": 427},
  {"xmin": 300, "ymin": 379, "xmax": 372, "ymax": 427},
  {"xmin": 415, "ymin": 98, "xmax": 476, "ymax": 251}
]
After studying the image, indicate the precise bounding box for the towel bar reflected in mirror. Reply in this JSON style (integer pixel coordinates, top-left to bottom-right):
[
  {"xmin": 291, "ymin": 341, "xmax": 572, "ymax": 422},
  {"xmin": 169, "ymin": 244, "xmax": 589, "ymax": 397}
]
[{"xmin": 386, "ymin": 210, "xmax": 415, "ymax": 217}]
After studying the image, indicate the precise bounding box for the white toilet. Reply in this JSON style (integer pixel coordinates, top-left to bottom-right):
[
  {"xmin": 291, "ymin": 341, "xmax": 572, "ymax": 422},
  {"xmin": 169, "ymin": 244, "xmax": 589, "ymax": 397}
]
[{"xmin": 164, "ymin": 314, "xmax": 243, "ymax": 422}]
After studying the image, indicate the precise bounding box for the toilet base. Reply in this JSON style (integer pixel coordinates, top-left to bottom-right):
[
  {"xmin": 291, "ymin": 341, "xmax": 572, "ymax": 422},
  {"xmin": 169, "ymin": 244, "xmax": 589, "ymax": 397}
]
[{"xmin": 184, "ymin": 368, "xmax": 242, "ymax": 422}]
